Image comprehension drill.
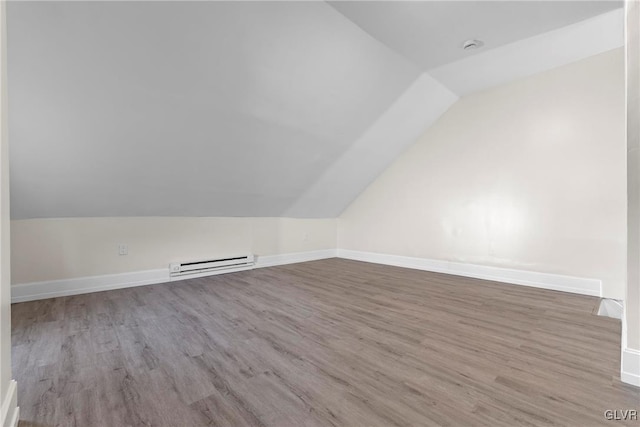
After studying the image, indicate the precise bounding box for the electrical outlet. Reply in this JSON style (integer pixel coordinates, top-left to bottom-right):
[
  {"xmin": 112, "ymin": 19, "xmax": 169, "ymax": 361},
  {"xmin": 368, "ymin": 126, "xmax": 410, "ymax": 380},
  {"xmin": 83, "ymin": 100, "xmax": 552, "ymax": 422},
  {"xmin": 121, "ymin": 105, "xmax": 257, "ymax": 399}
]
[{"xmin": 118, "ymin": 244, "xmax": 128, "ymax": 256}]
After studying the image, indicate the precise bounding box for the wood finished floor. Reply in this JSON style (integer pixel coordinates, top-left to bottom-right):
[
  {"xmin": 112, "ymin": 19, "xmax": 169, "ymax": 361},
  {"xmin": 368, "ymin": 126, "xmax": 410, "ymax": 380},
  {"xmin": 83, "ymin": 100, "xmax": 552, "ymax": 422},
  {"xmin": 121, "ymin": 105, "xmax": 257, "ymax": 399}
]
[{"xmin": 12, "ymin": 258, "xmax": 640, "ymax": 427}]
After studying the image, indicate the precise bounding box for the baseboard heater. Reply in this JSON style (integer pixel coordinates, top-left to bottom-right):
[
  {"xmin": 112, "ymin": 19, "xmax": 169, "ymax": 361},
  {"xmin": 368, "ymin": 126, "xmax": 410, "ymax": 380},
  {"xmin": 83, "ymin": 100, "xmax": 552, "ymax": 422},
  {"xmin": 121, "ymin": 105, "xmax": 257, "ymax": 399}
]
[{"xmin": 169, "ymin": 254, "xmax": 255, "ymax": 281}]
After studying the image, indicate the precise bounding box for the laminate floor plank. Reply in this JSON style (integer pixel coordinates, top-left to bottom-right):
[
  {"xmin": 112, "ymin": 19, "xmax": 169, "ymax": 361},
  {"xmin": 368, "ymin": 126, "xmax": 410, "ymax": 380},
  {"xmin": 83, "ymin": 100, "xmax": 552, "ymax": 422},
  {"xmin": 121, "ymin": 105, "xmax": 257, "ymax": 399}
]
[{"xmin": 12, "ymin": 258, "xmax": 640, "ymax": 426}]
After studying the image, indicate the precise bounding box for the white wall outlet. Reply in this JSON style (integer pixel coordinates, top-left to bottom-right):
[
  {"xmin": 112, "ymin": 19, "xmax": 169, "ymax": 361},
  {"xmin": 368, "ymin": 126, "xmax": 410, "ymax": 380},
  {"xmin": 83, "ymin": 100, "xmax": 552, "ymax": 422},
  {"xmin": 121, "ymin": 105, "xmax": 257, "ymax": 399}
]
[
  {"xmin": 118, "ymin": 244, "xmax": 128, "ymax": 256},
  {"xmin": 303, "ymin": 232, "xmax": 309, "ymax": 242}
]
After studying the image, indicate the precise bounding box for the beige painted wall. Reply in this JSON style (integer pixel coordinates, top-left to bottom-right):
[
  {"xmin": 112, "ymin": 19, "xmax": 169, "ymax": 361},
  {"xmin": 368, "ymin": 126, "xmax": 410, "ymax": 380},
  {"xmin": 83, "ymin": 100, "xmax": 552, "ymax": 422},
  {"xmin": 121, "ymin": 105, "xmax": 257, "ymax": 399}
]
[
  {"xmin": 11, "ymin": 217, "xmax": 336, "ymax": 284},
  {"xmin": 339, "ymin": 48, "xmax": 627, "ymax": 300},
  {"xmin": 626, "ymin": 0, "xmax": 640, "ymax": 351}
]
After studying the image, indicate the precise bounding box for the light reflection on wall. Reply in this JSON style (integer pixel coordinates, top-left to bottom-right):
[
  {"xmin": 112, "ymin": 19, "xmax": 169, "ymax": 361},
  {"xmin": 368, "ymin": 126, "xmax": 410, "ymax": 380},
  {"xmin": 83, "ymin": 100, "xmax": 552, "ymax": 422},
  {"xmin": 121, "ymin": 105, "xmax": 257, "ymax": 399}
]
[{"xmin": 442, "ymin": 196, "xmax": 525, "ymax": 264}]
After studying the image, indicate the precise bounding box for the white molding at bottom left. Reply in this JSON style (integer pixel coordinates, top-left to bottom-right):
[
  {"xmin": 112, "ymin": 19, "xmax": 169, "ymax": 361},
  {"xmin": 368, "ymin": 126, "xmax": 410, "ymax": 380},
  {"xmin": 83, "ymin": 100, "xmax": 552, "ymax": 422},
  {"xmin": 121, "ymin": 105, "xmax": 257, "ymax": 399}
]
[
  {"xmin": 1, "ymin": 380, "xmax": 19, "ymax": 427},
  {"xmin": 11, "ymin": 269, "xmax": 171, "ymax": 303},
  {"xmin": 11, "ymin": 249, "xmax": 338, "ymax": 303}
]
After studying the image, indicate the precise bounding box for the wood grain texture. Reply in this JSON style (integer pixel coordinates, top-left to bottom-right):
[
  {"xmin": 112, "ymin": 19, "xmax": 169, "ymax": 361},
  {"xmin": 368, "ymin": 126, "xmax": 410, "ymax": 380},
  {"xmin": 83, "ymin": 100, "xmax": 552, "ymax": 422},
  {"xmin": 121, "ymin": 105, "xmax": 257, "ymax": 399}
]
[{"xmin": 12, "ymin": 258, "xmax": 639, "ymax": 426}]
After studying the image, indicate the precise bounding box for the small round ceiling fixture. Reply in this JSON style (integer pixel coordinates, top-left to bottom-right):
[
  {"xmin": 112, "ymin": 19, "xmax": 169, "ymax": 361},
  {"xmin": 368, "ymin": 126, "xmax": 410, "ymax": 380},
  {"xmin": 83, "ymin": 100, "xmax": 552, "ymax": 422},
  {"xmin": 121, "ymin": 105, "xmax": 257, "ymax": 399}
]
[{"xmin": 462, "ymin": 39, "xmax": 484, "ymax": 51}]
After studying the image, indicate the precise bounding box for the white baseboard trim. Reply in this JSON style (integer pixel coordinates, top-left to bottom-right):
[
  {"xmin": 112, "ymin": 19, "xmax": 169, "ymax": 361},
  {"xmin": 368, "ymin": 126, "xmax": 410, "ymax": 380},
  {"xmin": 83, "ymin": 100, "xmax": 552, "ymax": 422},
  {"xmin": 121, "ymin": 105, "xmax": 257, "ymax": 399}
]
[
  {"xmin": 337, "ymin": 249, "xmax": 602, "ymax": 297},
  {"xmin": 11, "ymin": 248, "xmax": 600, "ymax": 302},
  {"xmin": 255, "ymin": 249, "xmax": 337, "ymax": 269},
  {"xmin": 11, "ymin": 269, "xmax": 171, "ymax": 303},
  {"xmin": 11, "ymin": 250, "xmax": 338, "ymax": 303},
  {"xmin": 1, "ymin": 380, "xmax": 19, "ymax": 427},
  {"xmin": 621, "ymin": 347, "xmax": 640, "ymax": 387}
]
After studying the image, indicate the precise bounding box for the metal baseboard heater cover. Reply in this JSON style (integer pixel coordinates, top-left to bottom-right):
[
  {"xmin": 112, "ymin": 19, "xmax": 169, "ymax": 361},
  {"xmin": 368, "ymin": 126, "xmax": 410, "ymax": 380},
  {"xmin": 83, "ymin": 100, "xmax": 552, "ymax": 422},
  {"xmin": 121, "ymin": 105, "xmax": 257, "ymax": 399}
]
[{"xmin": 169, "ymin": 254, "xmax": 255, "ymax": 279}]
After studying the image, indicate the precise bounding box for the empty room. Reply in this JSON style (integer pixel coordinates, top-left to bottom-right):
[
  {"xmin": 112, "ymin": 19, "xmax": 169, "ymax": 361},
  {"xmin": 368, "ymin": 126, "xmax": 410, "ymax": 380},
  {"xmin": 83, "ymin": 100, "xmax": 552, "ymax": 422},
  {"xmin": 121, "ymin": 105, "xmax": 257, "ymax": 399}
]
[{"xmin": 0, "ymin": 0, "xmax": 639, "ymax": 426}]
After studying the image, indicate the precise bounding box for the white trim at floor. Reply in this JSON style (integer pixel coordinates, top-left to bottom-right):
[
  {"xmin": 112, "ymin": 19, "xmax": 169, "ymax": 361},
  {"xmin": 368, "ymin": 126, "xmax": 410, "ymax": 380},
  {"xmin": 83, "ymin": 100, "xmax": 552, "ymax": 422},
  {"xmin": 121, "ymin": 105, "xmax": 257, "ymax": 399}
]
[
  {"xmin": 11, "ymin": 249, "xmax": 337, "ymax": 303},
  {"xmin": 337, "ymin": 249, "xmax": 602, "ymax": 297},
  {"xmin": 622, "ymin": 347, "xmax": 640, "ymax": 387},
  {"xmin": 11, "ymin": 269, "xmax": 170, "ymax": 303},
  {"xmin": 254, "ymin": 249, "xmax": 337, "ymax": 269}
]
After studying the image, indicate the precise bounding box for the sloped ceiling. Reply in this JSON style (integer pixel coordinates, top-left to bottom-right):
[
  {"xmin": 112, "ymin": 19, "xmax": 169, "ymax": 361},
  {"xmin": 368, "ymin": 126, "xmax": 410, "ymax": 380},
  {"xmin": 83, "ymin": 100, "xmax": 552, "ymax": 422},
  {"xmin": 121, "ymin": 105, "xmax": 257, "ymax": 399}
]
[
  {"xmin": 7, "ymin": 1, "xmax": 622, "ymax": 219},
  {"xmin": 328, "ymin": 1, "xmax": 621, "ymax": 70}
]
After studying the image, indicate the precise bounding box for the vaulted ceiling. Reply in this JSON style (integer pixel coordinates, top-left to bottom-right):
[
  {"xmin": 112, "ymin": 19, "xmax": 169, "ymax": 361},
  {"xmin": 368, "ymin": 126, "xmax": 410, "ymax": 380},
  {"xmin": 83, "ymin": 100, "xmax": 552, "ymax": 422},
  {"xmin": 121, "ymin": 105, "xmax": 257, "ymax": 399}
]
[
  {"xmin": 329, "ymin": 1, "xmax": 620, "ymax": 70},
  {"xmin": 7, "ymin": 1, "xmax": 623, "ymax": 219}
]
